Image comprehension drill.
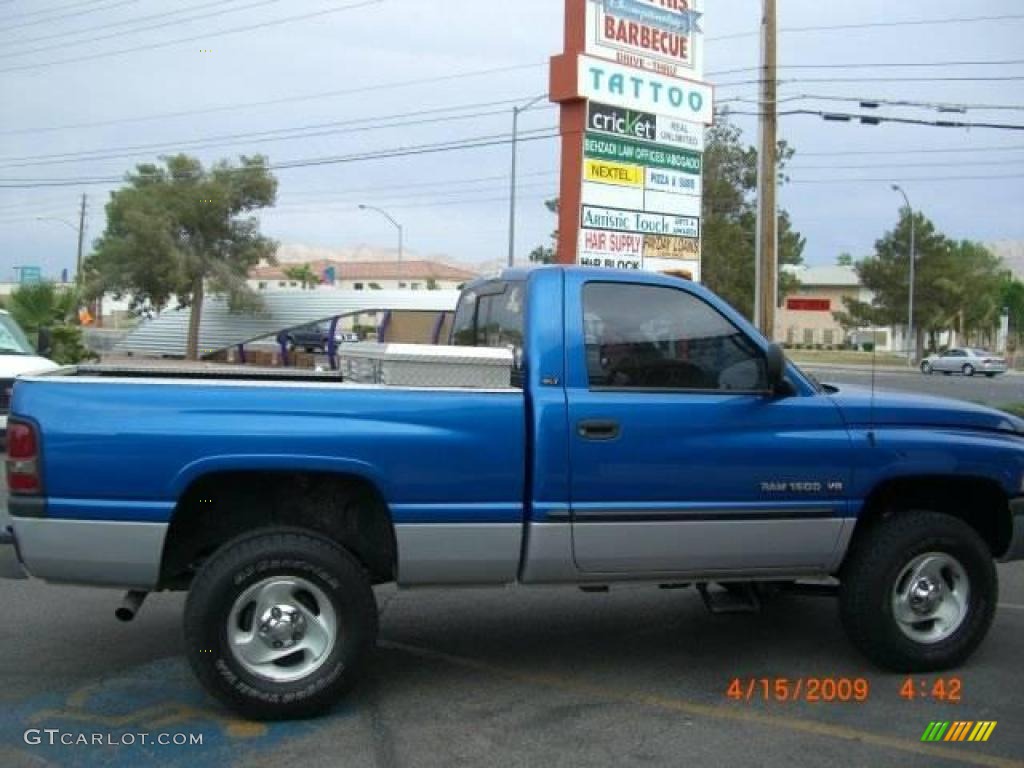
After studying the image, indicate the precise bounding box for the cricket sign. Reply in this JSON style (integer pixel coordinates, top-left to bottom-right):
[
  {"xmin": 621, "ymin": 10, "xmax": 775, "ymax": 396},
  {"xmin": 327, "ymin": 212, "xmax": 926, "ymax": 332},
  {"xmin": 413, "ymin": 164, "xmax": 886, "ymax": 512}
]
[{"xmin": 585, "ymin": 0, "xmax": 705, "ymax": 78}]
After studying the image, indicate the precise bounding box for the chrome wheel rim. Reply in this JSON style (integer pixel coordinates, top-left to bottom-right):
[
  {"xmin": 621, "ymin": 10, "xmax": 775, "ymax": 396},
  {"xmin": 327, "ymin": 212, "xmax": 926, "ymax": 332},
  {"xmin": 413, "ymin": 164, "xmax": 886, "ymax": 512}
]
[
  {"xmin": 227, "ymin": 576, "xmax": 338, "ymax": 683},
  {"xmin": 891, "ymin": 552, "xmax": 969, "ymax": 644}
]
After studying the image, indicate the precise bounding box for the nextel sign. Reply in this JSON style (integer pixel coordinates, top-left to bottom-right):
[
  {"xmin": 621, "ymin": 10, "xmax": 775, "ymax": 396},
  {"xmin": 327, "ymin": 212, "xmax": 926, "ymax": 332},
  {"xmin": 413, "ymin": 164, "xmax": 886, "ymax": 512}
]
[{"xmin": 588, "ymin": 102, "xmax": 656, "ymax": 142}]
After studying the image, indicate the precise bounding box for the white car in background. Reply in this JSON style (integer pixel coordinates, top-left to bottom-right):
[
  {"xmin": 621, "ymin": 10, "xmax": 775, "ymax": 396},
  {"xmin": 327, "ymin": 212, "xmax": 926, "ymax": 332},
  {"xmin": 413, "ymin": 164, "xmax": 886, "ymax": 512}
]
[
  {"xmin": 0, "ymin": 310, "xmax": 59, "ymax": 434},
  {"xmin": 920, "ymin": 347, "xmax": 1008, "ymax": 378}
]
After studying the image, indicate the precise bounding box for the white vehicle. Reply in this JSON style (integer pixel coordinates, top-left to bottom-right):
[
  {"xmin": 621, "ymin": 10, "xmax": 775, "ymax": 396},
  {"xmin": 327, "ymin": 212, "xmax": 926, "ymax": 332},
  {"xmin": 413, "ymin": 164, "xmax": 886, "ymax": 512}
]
[
  {"xmin": 920, "ymin": 348, "xmax": 1008, "ymax": 378},
  {"xmin": 0, "ymin": 310, "xmax": 59, "ymax": 433}
]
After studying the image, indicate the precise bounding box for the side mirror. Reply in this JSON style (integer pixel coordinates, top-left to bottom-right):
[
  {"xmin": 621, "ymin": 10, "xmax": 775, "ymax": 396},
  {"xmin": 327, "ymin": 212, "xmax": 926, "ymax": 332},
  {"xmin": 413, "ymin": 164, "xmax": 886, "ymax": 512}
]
[
  {"xmin": 765, "ymin": 343, "xmax": 789, "ymax": 396},
  {"xmin": 37, "ymin": 327, "xmax": 53, "ymax": 358}
]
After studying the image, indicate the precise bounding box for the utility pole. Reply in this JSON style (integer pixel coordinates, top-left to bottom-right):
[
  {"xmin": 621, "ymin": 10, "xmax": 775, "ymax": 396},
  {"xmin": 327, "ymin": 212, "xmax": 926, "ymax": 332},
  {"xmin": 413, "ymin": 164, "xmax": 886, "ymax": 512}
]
[
  {"xmin": 76, "ymin": 193, "xmax": 87, "ymax": 282},
  {"xmin": 754, "ymin": 0, "xmax": 778, "ymax": 338}
]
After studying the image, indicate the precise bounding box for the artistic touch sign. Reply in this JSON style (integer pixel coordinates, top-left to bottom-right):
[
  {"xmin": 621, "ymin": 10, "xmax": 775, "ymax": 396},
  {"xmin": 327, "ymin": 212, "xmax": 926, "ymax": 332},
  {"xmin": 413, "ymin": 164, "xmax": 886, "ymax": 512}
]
[{"xmin": 550, "ymin": 0, "xmax": 708, "ymax": 281}]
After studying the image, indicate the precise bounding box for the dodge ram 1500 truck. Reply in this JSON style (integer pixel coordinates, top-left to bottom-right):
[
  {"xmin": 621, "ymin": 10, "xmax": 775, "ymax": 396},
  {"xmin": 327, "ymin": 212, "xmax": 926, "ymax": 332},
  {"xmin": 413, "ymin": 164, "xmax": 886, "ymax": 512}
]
[{"xmin": 3, "ymin": 266, "xmax": 1023, "ymax": 720}]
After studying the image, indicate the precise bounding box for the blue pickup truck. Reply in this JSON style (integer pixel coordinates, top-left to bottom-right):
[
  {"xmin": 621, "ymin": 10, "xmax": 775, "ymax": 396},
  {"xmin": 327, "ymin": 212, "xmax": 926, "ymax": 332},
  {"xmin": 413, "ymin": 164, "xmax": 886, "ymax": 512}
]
[{"xmin": 3, "ymin": 266, "xmax": 1023, "ymax": 720}]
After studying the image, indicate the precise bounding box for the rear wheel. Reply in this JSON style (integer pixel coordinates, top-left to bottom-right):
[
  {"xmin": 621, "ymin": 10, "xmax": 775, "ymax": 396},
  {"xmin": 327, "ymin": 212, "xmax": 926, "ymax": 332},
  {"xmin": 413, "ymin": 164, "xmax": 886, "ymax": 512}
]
[
  {"xmin": 985, "ymin": 373, "xmax": 997, "ymax": 379},
  {"xmin": 184, "ymin": 528, "xmax": 378, "ymax": 720},
  {"xmin": 839, "ymin": 511, "xmax": 996, "ymax": 672},
  {"xmin": 962, "ymin": 364, "xmax": 975, "ymax": 377},
  {"xmin": 920, "ymin": 361, "xmax": 932, "ymax": 375}
]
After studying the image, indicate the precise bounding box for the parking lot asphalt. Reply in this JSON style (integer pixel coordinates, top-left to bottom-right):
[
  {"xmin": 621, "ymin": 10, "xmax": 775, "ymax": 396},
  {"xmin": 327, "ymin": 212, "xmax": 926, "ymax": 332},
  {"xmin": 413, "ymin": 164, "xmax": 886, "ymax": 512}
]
[{"xmin": 1, "ymin": 571, "xmax": 1022, "ymax": 768}]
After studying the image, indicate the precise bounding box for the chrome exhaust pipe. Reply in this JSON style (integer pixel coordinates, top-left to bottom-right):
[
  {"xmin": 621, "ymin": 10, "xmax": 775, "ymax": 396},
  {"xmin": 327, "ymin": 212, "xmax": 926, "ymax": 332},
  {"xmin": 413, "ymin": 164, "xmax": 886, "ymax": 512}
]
[{"xmin": 115, "ymin": 590, "xmax": 148, "ymax": 622}]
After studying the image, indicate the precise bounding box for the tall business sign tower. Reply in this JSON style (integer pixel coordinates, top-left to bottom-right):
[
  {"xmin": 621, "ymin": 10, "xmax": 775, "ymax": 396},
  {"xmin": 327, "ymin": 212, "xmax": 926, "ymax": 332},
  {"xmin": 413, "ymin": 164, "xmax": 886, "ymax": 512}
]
[{"xmin": 550, "ymin": 0, "xmax": 711, "ymax": 280}]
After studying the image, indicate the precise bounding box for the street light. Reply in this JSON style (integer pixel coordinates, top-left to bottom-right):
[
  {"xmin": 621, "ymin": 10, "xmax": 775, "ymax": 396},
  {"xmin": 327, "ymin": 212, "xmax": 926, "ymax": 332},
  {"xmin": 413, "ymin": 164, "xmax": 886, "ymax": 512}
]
[
  {"xmin": 358, "ymin": 204, "xmax": 403, "ymax": 272},
  {"xmin": 35, "ymin": 215, "xmax": 83, "ymax": 282},
  {"xmin": 891, "ymin": 185, "xmax": 916, "ymax": 363},
  {"xmin": 507, "ymin": 94, "xmax": 547, "ymax": 268}
]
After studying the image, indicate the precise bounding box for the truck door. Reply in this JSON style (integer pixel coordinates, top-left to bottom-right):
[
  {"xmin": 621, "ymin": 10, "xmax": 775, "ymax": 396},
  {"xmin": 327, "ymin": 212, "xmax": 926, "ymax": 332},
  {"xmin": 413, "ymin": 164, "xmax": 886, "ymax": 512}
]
[{"xmin": 565, "ymin": 275, "xmax": 853, "ymax": 575}]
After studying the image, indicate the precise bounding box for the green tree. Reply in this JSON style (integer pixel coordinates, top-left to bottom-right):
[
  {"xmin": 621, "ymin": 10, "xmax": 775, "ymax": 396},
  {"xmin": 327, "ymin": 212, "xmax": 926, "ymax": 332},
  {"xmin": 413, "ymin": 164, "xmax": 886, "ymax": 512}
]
[
  {"xmin": 837, "ymin": 252, "xmax": 854, "ymax": 267},
  {"xmin": 283, "ymin": 263, "xmax": 322, "ymax": 289},
  {"xmin": 5, "ymin": 282, "xmax": 94, "ymax": 363},
  {"xmin": 528, "ymin": 198, "xmax": 559, "ymax": 264},
  {"xmin": 6, "ymin": 281, "xmax": 80, "ymax": 336},
  {"xmin": 834, "ymin": 211, "xmax": 1003, "ymax": 357},
  {"xmin": 700, "ymin": 116, "xmax": 805, "ymax": 318},
  {"xmin": 86, "ymin": 154, "xmax": 278, "ymax": 360}
]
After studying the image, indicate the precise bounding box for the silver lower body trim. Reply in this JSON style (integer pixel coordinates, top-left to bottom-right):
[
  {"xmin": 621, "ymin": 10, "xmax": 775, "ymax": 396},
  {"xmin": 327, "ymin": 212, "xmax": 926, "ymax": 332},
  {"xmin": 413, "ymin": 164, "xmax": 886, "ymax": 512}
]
[
  {"xmin": 395, "ymin": 523, "xmax": 521, "ymax": 586},
  {"xmin": 12, "ymin": 518, "xmax": 168, "ymax": 588},
  {"xmin": 573, "ymin": 519, "xmax": 848, "ymax": 574}
]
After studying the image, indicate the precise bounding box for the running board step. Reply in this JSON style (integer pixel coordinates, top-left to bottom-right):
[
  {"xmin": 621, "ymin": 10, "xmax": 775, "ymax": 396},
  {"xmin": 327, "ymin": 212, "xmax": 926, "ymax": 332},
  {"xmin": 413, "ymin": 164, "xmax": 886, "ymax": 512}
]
[{"xmin": 697, "ymin": 583, "xmax": 762, "ymax": 614}]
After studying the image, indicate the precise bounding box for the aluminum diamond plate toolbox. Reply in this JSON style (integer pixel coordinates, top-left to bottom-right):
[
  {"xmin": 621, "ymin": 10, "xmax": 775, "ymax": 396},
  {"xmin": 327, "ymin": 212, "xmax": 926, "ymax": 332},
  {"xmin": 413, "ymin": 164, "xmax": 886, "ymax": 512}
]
[{"xmin": 338, "ymin": 343, "xmax": 514, "ymax": 388}]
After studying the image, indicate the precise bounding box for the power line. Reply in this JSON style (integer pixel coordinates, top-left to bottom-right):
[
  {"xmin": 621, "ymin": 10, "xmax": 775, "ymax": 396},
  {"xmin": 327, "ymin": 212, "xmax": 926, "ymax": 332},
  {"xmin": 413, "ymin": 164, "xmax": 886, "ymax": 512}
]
[
  {"xmin": 720, "ymin": 94, "xmax": 1024, "ymax": 112},
  {"xmin": 709, "ymin": 59, "xmax": 1024, "ymax": 78},
  {"xmin": 724, "ymin": 108, "xmax": 1024, "ymax": 129},
  {"xmin": 789, "ymin": 159, "xmax": 1024, "ymax": 171},
  {"xmin": 0, "ymin": 130, "xmax": 561, "ymax": 189},
  {"xmin": 708, "ymin": 13, "xmax": 1024, "ymax": 42},
  {"xmin": 2, "ymin": 0, "xmax": 279, "ymax": 56},
  {"xmin": 0, "ymin": 0, "xmax": 139, "ymax": 32},
  {"xmin": 0, "ymin": 97, "xmax": 557, "ymax": 168},
  {"xmin": 0, "ymin": 63, "xmax": 546, "ymax": 136},
  {"xmin": 795, "ymin": 144, "xmax": 1024, "ymax": 157},
  {"xmin": 717, "ymin": 75, "xmax": 1024, "ymax": 88},
  {"xmin": 788, "ymin": 173, "xmax": 1024, "ymax": 184},
  {"xmin": 0, "ymin": 0, "xmax": 385, "ymax": 74}
]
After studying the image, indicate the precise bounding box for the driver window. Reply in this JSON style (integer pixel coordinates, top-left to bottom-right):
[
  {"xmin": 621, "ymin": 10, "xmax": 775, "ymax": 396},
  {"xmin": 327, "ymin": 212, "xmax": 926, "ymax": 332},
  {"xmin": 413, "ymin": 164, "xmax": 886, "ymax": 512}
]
[{"xmin": 583, "ymin": 282, "xmax": 768, "ymax": 392}]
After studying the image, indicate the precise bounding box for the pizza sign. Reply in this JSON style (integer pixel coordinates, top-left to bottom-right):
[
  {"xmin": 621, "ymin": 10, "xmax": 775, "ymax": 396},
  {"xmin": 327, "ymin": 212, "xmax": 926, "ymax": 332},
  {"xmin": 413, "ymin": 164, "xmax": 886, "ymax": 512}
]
[{"xmin": 586, "ymin": 0, "xmax": 704, "ymax": 78}]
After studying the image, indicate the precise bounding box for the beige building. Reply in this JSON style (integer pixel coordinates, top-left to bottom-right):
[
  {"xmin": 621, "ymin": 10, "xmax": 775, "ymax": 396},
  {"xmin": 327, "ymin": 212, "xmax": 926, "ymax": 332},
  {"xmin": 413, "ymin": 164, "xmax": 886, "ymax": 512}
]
[
  {"xmin": 776, "ymin": 265, "xmax": 898, "ymax": 351},
  {"xmin": 248, "ymin": 259, "xmax": 478, "ymax": 293}
]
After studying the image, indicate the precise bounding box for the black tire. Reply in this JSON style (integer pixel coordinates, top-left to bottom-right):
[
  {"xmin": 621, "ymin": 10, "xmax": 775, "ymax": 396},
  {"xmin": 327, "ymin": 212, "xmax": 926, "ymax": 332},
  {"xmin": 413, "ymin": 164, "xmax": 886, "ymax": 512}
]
[
  {"xmin": 920, "ymin": 362, "xmax": 932, "ymax": 375},
  {"xmin": 985, "ymin": 373, "xmax": 997, "ymax": 379},
  {"xmin": 184, "ymin": 528, "xmax": 378, "ymax": 720},
  {"xmin": 839, "ymin": 511, "xmax": 997, "ymax": 672},
  {"xmin": 963, "ymin": 364, "xmax": 975, "ymax": 377}
]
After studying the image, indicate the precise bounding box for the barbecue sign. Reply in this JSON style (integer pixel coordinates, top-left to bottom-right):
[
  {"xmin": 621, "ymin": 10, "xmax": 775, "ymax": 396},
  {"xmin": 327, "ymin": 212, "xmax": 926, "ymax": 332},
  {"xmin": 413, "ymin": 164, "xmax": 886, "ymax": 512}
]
[{"xmin": 585, "ymin": 0, "xmax": 705, "ymax": 78}]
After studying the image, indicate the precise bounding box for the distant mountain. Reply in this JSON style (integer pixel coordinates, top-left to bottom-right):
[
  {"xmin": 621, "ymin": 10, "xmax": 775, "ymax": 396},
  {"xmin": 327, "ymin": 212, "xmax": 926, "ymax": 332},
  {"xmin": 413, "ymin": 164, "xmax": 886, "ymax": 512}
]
[
  {"xmin": 989, "ymin": 241, "xmax": 1024, "ymax": 279},
  {"xmin": 274, "ymin": 243, "xmax": 493, "ymax": 275}
]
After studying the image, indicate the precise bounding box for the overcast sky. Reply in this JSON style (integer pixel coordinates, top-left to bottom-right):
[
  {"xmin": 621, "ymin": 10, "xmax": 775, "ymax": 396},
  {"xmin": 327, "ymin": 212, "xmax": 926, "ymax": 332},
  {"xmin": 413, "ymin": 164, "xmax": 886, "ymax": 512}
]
[{"xmin": 1, "ymin": 0, "xmax": 1022, "ymax": 282}]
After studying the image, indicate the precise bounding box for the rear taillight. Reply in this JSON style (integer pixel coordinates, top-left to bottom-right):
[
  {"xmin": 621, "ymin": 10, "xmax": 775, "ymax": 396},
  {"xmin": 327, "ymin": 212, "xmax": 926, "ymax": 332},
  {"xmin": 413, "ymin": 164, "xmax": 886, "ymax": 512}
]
[{"xmin": 6, "ymin": 420, "xmax": 40, "ymax": 494}]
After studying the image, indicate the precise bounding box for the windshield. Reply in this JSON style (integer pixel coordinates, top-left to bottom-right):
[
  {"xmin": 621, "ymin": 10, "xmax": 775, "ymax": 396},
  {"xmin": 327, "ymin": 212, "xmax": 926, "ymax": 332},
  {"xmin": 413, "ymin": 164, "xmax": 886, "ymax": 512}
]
[{"xmin": 0, "ymin": 314, "xmax": 36, "ymax": 356}]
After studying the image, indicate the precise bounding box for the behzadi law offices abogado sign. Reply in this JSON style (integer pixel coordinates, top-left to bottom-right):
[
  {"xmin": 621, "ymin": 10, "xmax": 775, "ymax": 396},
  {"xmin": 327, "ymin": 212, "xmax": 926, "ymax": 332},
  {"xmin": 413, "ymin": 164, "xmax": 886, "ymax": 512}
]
[{"xmin": 549, "ymin": 0, "xmax": 711, "ymax": 280}]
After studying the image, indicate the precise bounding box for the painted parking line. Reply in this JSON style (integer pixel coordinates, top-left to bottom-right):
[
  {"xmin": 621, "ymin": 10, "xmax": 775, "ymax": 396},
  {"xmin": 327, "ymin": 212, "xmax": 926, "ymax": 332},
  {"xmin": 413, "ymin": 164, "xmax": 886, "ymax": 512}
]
[
  {"xmin": 381, "ymin": 640, "xmax": 1024, "ymax": 768},
  {"xmin": 1, "ymin": 658, "xmax": 324, "ymax": 768},
  {"xmin": 997, "ymin": 603, "xmax": 1024, "ymax": 611}
]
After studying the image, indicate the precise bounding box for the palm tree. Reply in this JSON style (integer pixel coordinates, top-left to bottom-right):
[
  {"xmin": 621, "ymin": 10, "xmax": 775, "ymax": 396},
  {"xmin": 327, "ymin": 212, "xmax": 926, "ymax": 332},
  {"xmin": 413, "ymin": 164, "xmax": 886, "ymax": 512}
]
[{"xmin": 7, "ymin": 282, "xmax": 80, "ymax": 336}]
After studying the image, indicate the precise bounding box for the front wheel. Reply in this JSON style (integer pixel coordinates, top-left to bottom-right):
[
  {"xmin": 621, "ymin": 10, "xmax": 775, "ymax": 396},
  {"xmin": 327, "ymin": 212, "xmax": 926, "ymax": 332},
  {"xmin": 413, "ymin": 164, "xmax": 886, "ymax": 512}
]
[
  {"xmin": 839, "ymin": 511, "xmax": 996, "ymax": 672},
  {"xmin": 184, "ymin": 529, "xmax": 378, "ymax": 720},
  {"xmin": 920, "ymin": 361, "xmax": 932, "ymax": 375}
]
